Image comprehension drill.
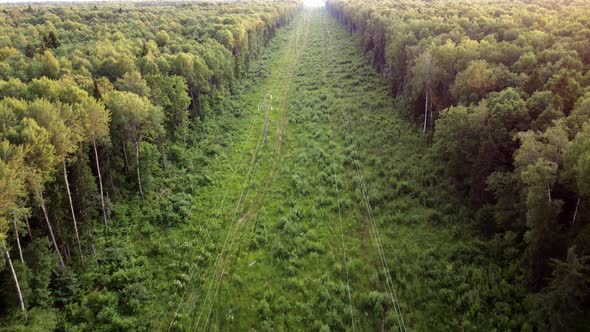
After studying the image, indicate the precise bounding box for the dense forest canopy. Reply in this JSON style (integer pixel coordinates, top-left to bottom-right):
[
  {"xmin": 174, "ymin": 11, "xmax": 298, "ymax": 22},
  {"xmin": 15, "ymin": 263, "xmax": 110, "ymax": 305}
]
[
  {"xmin": 327, "ymin": 0, "xmax": 590, "ymax": 328},
  {"xmin": 0, "ymin": 1, "xmax": 301, "ymax": 330}
]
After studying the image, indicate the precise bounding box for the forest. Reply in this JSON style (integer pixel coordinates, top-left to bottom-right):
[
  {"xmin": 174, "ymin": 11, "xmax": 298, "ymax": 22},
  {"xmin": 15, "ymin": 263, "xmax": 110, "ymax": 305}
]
[
  {"xmin": 0, "ymin": 1, "xmax": 301, "ymax": 330},
  {"xmin": 0, "ymin": 0, "xmax": 589, "ymax": 331}
]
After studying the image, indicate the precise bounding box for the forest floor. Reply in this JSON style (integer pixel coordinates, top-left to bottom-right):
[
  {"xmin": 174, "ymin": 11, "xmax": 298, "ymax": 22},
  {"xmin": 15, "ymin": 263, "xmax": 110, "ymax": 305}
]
[{"xmin": 143, "ymin": 9, "xmax": 521, "ymax": 331}]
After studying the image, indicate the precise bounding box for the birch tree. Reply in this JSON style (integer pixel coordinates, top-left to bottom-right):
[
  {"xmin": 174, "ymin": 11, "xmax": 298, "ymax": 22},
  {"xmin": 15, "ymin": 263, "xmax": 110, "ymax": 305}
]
[
  {"xmin": 0, "ymin": 140, "xmax": 27, "ymax": 311},
  {"xmin": 410, "ymin": 50, "xmax": 442, "ymax": 135},
  {"xmin": 80, "ymin": 98, "xmax": 111, "ymax": 230},
  {"xmin": 26, "ymin": 99, "xmax": 85, "ymax": 263},
  {"xmin": 19, "ymin": 117, "xmax": 64, "ymax": 269},
  {"xmin": 104, "ymin": 91, "xmax": 163, "ymax": 199},
  {"xmin": 170, "ymin": 53, "xmax": 211, "ymax": 120},
  {"xmin": 564, "ymin": 121, "xmax": 590, "ymax": 225}
]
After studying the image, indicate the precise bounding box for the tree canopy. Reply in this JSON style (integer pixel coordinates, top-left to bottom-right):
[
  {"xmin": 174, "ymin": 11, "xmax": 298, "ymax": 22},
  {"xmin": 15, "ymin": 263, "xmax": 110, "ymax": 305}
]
[{"xmin": 0, "ymin": 0, "xmax": 301, "ymax": 328}]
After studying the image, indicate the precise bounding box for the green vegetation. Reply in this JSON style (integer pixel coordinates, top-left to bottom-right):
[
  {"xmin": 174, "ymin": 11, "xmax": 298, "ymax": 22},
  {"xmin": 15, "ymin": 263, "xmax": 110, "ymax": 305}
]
[
  {"xmin": 327, "ymin": 0, "xmax": 590, "ymax": 329},
  {"xmin": 0, "ymin": 1, "xmax": 300, "ymax": 330},
  {"xmin": 0, "ymin": 0, "xmax": 589, "ymax": 331}
]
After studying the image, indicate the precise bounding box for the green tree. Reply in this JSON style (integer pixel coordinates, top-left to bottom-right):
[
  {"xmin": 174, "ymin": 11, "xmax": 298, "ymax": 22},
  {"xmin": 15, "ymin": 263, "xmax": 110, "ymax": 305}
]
[
  {"xmin": 545, "ymin": 70, "xmax": 582, "ymax": 114},
  {"xmin": 42, "ymin": 31, "xmax": 60, "ymax": 49},
  {"xmin": 146, "ymin": 74, "xmax": 190, "ymax": 140},
  {"xmin": 536, "ymin": 246, "xmax": 590, "ymax": 329},
  {"xmin": 104, "ymin": 91, "xmax": 163, "ymax": 198},
  {"xmin": 80, "ymin": 97, "xmax": 111, "ymax": 231},
  {"xmin": 564, "ymin": 121, "xmax": 590, "ymax": 225},
  {"xmin": 26, "ymin": 99, "xmax": 85, "ymax": 263},
  {"xmin": 0, "ymin": 140, "xmax": 27, "ymax": 311},
  {"xmin": 39, "ymin": 50, "xmax": 60, "ymax": 79},
  {"xmin": 115, "ymin": 71, "xmax": 150, "ymax": 97},
  {"xmin": 514, "ymin": 123, "xmax": 570, "ymax": 287},
  {"xmin": 170, "ymin": 53, "xmax": 211, "ymax": 120},
  {"xmin": 155, "ymin": 30, "xmax": 169, "ymax": 48},
  {"xmin": 410, "ymin": 50, "xmax": 442, "ymax": 134},
  {"xmin": 451, "ymin": 60, "xmax": 497, "ymax": 105},
  {"xmin": 434, "ymin": 105, "xmax": 480, "ymax": 189},
  {"xmin": 17, "ymin": 116, "xmax": 63, "ymax": 269}
]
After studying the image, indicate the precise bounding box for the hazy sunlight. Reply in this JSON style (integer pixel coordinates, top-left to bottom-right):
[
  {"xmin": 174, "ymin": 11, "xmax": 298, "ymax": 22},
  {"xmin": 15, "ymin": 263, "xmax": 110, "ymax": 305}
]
[{"xmin": 303, "ymin": 0, "xmax": 325, "ymax": 8}]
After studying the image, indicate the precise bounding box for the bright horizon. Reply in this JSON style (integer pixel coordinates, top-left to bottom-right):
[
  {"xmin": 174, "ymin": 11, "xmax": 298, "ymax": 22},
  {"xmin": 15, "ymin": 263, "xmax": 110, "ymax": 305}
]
[{"xmin": 303, "ymin": 0, "xmax": 325, "ymax": 7}]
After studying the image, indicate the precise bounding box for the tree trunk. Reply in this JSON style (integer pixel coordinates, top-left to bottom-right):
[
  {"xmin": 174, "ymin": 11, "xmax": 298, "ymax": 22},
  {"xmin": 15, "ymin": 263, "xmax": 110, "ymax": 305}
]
[
  {"xmin": 12, "ymin": 219, "xmax": 24, "ymax": 263},
  {"xmin": 93, "ymin": 139, "xmax": 108, "ymax": 232},
  {"xmin": 63, "ymin": 162, "xmax": 83, "ymax": 264},
  {"xmin": 64, "ymin": 244, "xmax": 72, "ymax": 264},
  {"xmin": 430, "ymin": 95, "xmax": 434, "ymax": 132},
  {"xmin": 39, "ymin": 192, "xmax": 65, "ymax": 269},
  {"xmin": 122, "ymin": 143, "xmax": 130, "ymax": 176},
  {"xmin": 422, "ymin": 88, "xmax": 429, "ymax": 135},
  {"xmin": 135, "ymin": 138, "xmax": 144, "ymax": 199},
  {"xmin": 161, "ymin": 144, "xmax": 167, "ymax": 172},
  {"xmin": 197, "ymin": 90, "xmax": 204, "ymax": 121},
  {"xmin": 90, "ymin": 241, "xmax": 97, "ymax": 259},
  {"xmin": 24, "ymin": 216, "xmax": 32, "ymax": 239},
  {"xmin": 5, "ymin": 250, "xmax": 25, "ymax": 311},
  {"xmin": 88, "ymin": 231, "xmax": 97, "ymax": 262},
  {"xmin": 572, "ymin": 197, "xmax": 581, "ymax": 224},
  {"xmin": 189, "ymin": 88, "xmax": 200, "ymax": 120},
  {"xmin": 106, "ymin": 153, "xmax": 115, "ymax": 191},
  {"xmin": 547, "ymin": 186, "xmax": 552, "ymax": 202}
]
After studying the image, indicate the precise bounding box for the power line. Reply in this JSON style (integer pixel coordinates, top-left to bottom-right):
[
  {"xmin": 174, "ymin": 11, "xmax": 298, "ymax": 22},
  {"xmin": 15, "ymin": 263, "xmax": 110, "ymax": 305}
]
[
  {"xmin": 325, "ymin": 16, "xmax": 407, "ymax": 332},
  {"xmin": 193, "ymin": 122, "xmax": 266, "ymax": 331},
  {"xmin": 199, "ymin": 14, "xmax": 309, "ymax": 331},
  {"xmin": 166, "ymin": 112, "xmax": 260, "ymax": 331},
  {"xmin": 321, "ymin": 13, "xmax": 356, "ymax": 332}
]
